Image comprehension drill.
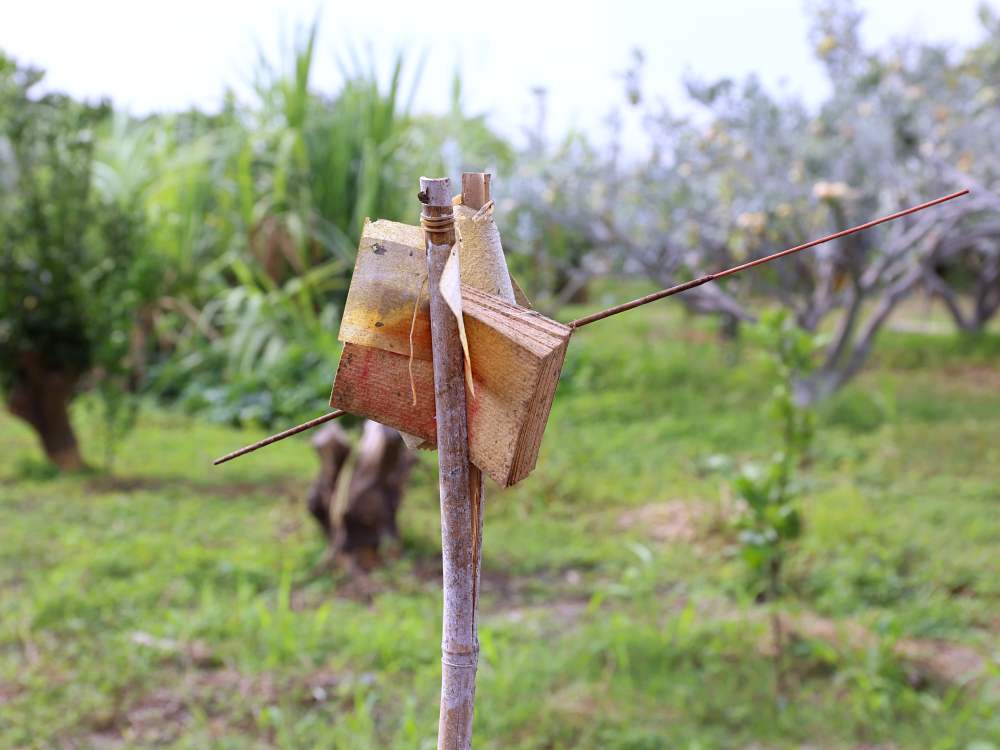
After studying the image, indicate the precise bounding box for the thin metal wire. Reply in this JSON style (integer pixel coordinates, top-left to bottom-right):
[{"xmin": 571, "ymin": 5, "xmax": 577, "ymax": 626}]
[
  {"xmin": 212, "ymin": 410, "xmax": 347, "ymax": 466},
  {"xmin": 568, "ymin": 189, "xmax": 971, "ymax": 330},
  {"xmin": 213, "ymin": 189, "xmax": 970, "ymax": 466}
]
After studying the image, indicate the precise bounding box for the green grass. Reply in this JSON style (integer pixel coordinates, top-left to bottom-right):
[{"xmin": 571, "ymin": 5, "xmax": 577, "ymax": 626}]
[{"xmin": 1, "ymin": 301, "xmax": 998, "ymax": 749}]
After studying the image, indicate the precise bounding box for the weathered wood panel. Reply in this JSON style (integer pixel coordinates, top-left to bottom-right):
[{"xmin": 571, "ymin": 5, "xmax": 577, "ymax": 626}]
[
  {"xmin": 338, "ymin": 219, "xmax": 433, "ymax": 360},
  {"xmin": 331, "ymin": 285, "xmax": 571, "ymax": 486}
]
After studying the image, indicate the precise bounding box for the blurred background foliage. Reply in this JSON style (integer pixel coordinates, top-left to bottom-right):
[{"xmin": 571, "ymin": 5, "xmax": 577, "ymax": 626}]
[{"xmin": 0, "ymin": 0, "xmax": 997, "ymax": 465}]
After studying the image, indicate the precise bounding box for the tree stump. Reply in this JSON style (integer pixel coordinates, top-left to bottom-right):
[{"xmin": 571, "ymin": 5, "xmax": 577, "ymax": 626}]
[
  {"xmin": 306, "ymin": 422, "xmax": 353, "ymax": 537},
  {"xmin": 307, "ymin": 420, "xmax": 415, "ymax": 572}
]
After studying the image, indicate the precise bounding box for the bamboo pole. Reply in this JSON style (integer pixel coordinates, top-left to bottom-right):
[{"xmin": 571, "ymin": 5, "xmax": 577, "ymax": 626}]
[
  {"xmin": 460, "ymin": 172, "xmax": 491, "ymax": 211},
  {"xmin": 420, "ymin": 176, "xmax": 479, "ymax": 750},
  {"xmin": 459, "ymin": 173, "xmax": 489, "ymax": 657}
]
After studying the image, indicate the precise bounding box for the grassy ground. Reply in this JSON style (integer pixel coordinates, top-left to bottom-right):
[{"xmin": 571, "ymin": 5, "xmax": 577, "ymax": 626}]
[{"xmin": 1, "ymin": 298, "xmax": 998, "ymax": 749}]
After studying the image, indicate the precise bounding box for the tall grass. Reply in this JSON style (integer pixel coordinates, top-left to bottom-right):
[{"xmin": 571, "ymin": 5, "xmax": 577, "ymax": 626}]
[{"xmin": 137, "ymin": 25, "xmax": 463, "ymax": 426}]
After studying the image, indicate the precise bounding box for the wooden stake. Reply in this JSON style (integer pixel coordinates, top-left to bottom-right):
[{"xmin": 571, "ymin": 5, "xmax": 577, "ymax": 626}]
[
  {"xmin": 421, "ymin": 176, "xmax": 479, "ymax": 750},
  {"xmin": 459, "ymin": 174, "xmax": 489, "ymax": 674},
  {"xmin": 460, "ymin": 172, "xmax": 491, "ymax": 210}
]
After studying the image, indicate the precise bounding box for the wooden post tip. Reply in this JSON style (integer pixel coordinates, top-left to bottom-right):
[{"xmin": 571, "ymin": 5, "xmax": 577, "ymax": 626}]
[{"xmin": 419, "ymin": 177, "xmax": 452, "ymax": 207}]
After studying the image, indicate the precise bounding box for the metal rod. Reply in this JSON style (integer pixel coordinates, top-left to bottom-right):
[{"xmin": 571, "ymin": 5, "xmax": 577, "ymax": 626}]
[
  {"xmin": 213, "ymin": 189, "xmax": 970, "ymax": 466},
  {"xmin": 212, "ymin": 410, "xmax": 347, "ymax": 466},
  {"xmin": 568, "ymin": 189, "xmax": 971, "ymax": 330}
]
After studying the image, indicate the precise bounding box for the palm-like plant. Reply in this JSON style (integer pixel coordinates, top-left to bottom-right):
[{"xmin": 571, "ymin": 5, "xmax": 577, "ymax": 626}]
[{"xmin": 148, "ymin": 24, "xmax": 502, "ymax": 427}]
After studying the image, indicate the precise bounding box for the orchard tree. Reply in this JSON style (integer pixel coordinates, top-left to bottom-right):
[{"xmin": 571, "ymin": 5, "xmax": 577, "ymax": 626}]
[
  {"xmin": 505, "ymin": 0, "xmax": 998, "ymax": 402},
  {"xmin": 896, "ymin": 4, "xmax": 1000, "ymax": 332},
  {"xmin": 0, "ymin": 54, "xmax": 160, "ymax": 470},
  {"xmin": 501, "ymin": 88, "xmax": 625, "ymax": 309},
  {"xmin": 794, "ymin": 0, "xmax": 999, "ymax": 337},
  {"xmin": 515, "ymin": 1, "xmax": 988, "ymax": 403}
]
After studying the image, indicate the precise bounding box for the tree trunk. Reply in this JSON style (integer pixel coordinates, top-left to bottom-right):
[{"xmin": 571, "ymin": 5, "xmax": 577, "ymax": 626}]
[
  {"xmin": 924, "ymin": 268, "xmax": 977, "ymax": 332},
  {"xmin": 6, "ymin": 353, "xmax": 85, "ymax": 471},
  {"xmin": 791, "ymin": 370, "xmax": 841, "ymax": 408},
  {"xmin": 306, "ymin": 422, "xmax": 353, "ymax": 536},
  {"xmin": 553, "ymin": 265, "xmax": 590, "ymax": 304},
  {"xmin": 307, "ymin": 420, "xmax": 415, "ymax": 573},
  {"xmin": 972, "ymin": 263, "xmax": 1000, "ymax": 332},
  {"xmin": 336, "ymin": 422, "xmax": 414, "ymax": 571},
  {"xmin": 718, "ymin": 311, "xmax": 742, "ymax": 341}
]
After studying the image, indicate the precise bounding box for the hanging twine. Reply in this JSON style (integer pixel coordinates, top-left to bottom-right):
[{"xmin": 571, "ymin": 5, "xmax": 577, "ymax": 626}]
[{"xmin": 408, "ymin": 273, "xmax": 428, "ymax": 407}]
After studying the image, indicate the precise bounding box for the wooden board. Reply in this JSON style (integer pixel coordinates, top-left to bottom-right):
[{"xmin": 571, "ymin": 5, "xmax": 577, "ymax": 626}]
[
  {"xmin": 338, "ymin": 219, "xmax": 433, "ymax": 360},
  {"xmin": 331, "ymin": 286, "xmax": 571, "ymax": 487},
  {"xmin": 338, "ymin": 218, "xmax": 532, "ymax": 360}
]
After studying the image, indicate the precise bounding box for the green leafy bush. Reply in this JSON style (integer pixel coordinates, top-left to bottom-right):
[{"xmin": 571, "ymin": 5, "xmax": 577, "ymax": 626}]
[{"xmin": 0, "ymin": 54, "xmax": 162, "ymax": 470}]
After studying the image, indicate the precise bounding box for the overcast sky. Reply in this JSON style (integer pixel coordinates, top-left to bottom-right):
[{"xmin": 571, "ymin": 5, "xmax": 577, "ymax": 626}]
[{"xmin": 1, "ymin": 0, "xmax": 992, "ymax": 143}]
